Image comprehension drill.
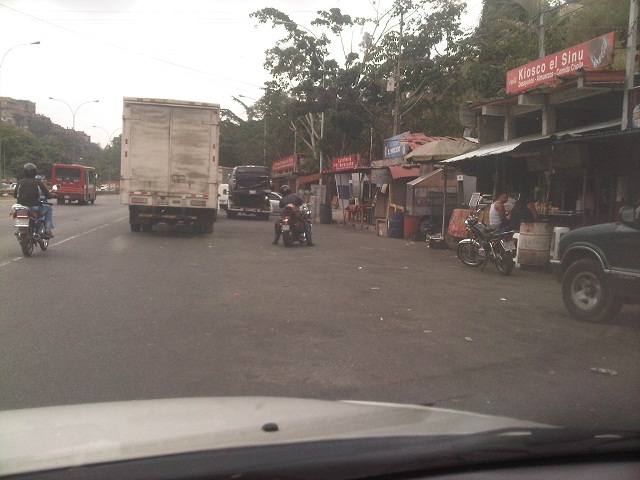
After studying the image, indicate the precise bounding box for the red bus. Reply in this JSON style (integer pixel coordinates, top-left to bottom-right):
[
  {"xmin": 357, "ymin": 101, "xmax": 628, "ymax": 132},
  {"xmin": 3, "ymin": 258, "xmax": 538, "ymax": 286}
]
[{"xmin": 51, "ymin": 163, "xmax": 97, "ymax": 205}]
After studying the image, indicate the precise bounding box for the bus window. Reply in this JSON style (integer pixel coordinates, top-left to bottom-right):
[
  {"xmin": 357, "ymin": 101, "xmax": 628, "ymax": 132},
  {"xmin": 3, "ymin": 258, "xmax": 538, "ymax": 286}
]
[{"xmin": 54, "ymin": 167, "xmax": 81, "ymax": 182}]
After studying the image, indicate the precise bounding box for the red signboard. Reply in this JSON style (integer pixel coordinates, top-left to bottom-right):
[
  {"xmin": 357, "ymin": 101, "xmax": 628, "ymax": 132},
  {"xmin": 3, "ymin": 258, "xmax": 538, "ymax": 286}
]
[
  {"xmin": 331, "ymin": 153, "xmax": 361, "ymax": 172},
  {"xmin": 506, "ymin": 32, "xmax": 615, "ymax": 94},
  {"xmin": 272, "ymin": 155, "xmax": 297, "ymax": 173}
]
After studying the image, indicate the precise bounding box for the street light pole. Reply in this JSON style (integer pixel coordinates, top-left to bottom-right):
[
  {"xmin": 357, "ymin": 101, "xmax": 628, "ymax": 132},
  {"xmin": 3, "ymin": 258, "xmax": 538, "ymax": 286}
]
[
  {"xmin": 238, "ymin": 95, "xmax": 267, "ymax": 166},
  {"xmin": 92, "ymin": 126, "xmax": 121, "ymax": 185},
  {"xmin": 48, "ymin": 97, "xmax": 99, "ymax": 130},
  {"xmin": 274, "ymin": 20, "xmax": 325, "ymax": 184},
  {"xmin": 0, "ymin": 41, "xmax": 40, "ymax": 98}
]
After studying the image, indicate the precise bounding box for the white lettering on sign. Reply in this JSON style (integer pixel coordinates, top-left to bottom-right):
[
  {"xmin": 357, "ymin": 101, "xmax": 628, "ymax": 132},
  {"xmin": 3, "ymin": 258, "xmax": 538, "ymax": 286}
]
[{"xmin": 506, "ymin": 32, "xmax": 614, "ymax": 94}]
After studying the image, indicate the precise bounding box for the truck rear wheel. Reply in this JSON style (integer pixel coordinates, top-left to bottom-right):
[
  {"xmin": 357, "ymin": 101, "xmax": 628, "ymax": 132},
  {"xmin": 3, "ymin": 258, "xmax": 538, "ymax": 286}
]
[{"xmin": 227, "ymin": 211, "xmax": 238, "ymax": 219}]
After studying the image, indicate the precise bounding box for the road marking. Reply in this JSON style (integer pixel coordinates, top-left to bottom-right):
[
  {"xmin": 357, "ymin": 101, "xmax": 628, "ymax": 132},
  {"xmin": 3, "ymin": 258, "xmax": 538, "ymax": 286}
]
[
  {"xmin": 0, "ymin": 216, "xmax": 129, "ymax": 268},
  {"xmin": 0, "ymin": 257, "xmax": 24, "ymax": 267}
]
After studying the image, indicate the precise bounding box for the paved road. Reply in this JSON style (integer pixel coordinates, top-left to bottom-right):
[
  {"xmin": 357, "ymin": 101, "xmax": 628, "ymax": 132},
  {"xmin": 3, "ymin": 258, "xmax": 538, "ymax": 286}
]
[{"xmin": 1, "ymin": 194, "xmax": 638, "ymax": 431}]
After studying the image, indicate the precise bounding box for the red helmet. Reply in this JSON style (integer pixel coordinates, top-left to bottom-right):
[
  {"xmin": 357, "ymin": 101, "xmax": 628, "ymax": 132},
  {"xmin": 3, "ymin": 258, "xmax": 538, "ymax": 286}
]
[{"xmin": 282, "ymin": 203, "xmax": 298, "ymax": 216}]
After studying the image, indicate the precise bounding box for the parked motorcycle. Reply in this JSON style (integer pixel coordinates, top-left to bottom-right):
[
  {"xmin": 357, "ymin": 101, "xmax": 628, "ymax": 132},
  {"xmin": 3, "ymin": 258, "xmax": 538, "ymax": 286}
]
[
  {"xmin": 276, "ymin": 203, "xmax": 312, "ymax": 247},
  {"xmin": 10, "ymin": 186, "xmax": 57, "ymax": 257},
  {"xmin": 456, "ymin": 211, "xmax": 516, "ymax": 276}
]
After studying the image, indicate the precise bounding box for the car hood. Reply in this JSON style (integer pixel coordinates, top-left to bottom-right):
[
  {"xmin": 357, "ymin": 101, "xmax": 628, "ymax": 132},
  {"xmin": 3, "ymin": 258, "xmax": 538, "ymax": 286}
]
[
  {"xmin": 0, "ymin": 396, "xmax": 554, "ymax": 476},
  {"xmin": 560, "ymin": 222, "xmax": 618, "ymax": 248}
]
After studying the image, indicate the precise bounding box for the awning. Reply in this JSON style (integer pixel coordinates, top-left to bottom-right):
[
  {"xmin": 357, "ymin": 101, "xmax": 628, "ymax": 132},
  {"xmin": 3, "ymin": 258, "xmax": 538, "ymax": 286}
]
[
  {"xmin": 553, "ymin": 125, "xmax": 640, "ymax": 144},
  {"xmin": 440, "ymin": 120, "xmax": 620, "ymax": 164},
  {"xmin": 407, "ymin": 168, "xmax": 444, "ymax": 186},
  {"xmin": 404, "ymin": 138, "xmax": 478, "ymax": 162},
  {"xmin": 388, "ymin": 164, "xmax": 421, "ymax": 179}
]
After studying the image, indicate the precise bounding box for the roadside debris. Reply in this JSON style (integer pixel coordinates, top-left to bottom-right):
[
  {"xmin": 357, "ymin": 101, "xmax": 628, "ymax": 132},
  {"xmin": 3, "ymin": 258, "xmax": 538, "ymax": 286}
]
[{"xmin": 590, "ymin": 367, "xmax": 618, "ymax": 376}]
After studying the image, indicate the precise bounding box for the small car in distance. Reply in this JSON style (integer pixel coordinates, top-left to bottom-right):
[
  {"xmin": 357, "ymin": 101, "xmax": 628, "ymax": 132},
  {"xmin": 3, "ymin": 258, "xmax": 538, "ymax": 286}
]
[
  {"xmin": 551, "ymin": 205, "xmax": 640, "ymax": 321},
  {"xmin": 268, "ymin": 192, "xmax": 282, "ymax": 215},
  {"xmin": 218, "ymin": 183, "xmax": 229, "ymax": 211}
]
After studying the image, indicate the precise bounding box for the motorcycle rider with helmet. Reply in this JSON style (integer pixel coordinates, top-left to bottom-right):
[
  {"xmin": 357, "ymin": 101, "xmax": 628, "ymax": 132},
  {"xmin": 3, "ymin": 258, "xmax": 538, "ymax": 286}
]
[
  {"xmin": 272, "ymin": 184, "xmax": 314, "ymax": 246},
  {"xmin": 14, "ymin": 163, "xmax": 56, "ymax": 238}
]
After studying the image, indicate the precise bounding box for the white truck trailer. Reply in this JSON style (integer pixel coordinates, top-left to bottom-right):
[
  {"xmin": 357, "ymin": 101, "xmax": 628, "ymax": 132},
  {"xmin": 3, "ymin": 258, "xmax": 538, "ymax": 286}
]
[{"xmin": 120, "ymin": 98, "xmax": 220, "ymax": 233}]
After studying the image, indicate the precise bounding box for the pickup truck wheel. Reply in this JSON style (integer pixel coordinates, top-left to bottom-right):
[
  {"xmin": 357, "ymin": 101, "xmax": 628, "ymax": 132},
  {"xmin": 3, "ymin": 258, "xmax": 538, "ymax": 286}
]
[
  {"xmin": 227, "ymin": 211, "xmax": 238, "ymax": 219},
  {"xmin": 130, "ymin": 223, "xmax": 141, "ymax": 232},
  {"xmin": 562, "ymin": 258, "xmax": 622, "ymax": 322}
]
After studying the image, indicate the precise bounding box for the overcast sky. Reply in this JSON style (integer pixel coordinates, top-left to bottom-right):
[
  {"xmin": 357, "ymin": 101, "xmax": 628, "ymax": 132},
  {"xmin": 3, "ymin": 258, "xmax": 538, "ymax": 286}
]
[{"xmin": 0, "ymin": 0, "xmax": 482, "ymax": 147}]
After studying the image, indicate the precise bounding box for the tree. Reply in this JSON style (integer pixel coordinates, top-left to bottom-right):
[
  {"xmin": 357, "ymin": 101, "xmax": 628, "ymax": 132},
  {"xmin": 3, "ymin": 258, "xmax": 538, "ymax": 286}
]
[
  {"xmin": 462, "ymin": 0, "xmax": 632, "ymax": 101},
  {"xmin": 251, "ymin": 1, "xmax": 469, "ymax": 167},
  {"xmin": 0, "ymin": 122, "xmax": 42, "ymax": 179},
  {"xmin": 556, "ymin": 0, "xmax": 632, "ymax": 68}
]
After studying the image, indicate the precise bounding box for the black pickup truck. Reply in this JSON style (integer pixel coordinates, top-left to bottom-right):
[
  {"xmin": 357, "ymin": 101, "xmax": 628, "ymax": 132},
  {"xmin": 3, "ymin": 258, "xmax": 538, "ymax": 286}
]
[
  {"xmin": 226, "ymin": 165, "xmax": 272, "ymax": 220},
  {"xmin": 551, "ymin": 206, "xmax": 640, "ymax": 321}
]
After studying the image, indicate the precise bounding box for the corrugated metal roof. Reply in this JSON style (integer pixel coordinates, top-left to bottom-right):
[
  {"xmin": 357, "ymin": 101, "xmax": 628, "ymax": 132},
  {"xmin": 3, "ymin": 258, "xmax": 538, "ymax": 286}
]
[
  {"xmin": 440, "ymin": 120, "xmax": 620, "ymax": 164},
  {"xmin": 388, "ymin": 165, "xmax": 421, "ymax": 179},
  {"xmin": 401, "ymin": 133, "xmax": 456, "ymax": 150}
]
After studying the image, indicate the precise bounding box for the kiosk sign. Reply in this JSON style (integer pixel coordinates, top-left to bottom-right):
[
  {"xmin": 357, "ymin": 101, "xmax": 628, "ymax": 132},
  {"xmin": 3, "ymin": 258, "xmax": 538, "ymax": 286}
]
[
  {"xmin": 506, "ymin": 32, "xmax": 615, "ymax": 94},
  {"xmin": 331, "ymin": 153, "xmax": 362, "ymax": 172},
  {"xmin": 271, "ymin": 155, "xmax": 297, "ymax": 174}
]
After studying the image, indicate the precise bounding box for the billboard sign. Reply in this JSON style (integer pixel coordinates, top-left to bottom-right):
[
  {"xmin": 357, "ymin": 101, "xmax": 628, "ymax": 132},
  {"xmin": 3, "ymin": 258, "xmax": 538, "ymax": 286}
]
[
  {"xmin": 506, "ymin": 32, "xmax": 615, "ymax": 95},
  {"xmin": 383, "ymin": 131, "xmax": 410, "ymax": 159},
  {"xmin": 271, "ymin": 154, "xmax": 299, "ymax": 174}
]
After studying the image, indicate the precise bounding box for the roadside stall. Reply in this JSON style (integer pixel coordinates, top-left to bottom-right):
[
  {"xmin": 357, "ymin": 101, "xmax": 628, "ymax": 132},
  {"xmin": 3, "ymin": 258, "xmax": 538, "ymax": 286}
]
[
  {"xmin": 325, "ymin": 153, "xmax": 372, "ymax": 227},
  {"xmin": 404, "ymin": 136, "xmax": 479, "ymax": 244},
  {"xmin": 382, "ymin": 164, "xmax": 421, "ymax": 238},
  {"xmin": 406, "ymin": 169, "xmax": 458, "ymax": 240}
]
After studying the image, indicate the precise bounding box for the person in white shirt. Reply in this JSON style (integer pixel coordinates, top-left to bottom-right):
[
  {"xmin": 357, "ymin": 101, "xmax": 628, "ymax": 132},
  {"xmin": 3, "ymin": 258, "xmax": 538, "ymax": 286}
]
[{"xmin": 489, "ymin": 193, "xmax": 510, "ymax": 228}]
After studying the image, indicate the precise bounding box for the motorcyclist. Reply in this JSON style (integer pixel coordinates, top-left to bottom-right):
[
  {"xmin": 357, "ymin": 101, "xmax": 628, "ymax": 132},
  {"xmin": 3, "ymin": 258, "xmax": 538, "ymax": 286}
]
[
  {"xmin": 272, "ymin": 185, "xmax": 314, "ymax": 246},
  {"xmin": 13, "ymin": 163, "xmax": 56, "ymax": 238}
]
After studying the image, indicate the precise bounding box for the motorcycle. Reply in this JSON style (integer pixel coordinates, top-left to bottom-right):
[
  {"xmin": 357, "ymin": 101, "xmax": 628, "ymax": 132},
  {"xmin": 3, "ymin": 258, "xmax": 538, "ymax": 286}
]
[
  {"xmin": 10, "ymin": 186, "xmax": 57, "ymax": 257},
  {"xmin": 456, "ymin": 210, "xmax": 516, "ymax": 276},
  {"xmin": 276, "ymin": 203, "xmax": 312, "ymax": 247}
]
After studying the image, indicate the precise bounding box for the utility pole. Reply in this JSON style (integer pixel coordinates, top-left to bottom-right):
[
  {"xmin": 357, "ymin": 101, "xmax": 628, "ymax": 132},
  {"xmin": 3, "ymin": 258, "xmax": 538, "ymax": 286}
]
[
  {"xmin": 538, "ymin": 10, "xmax": 545, "ymax": 58},
  {"xmin": 622, "ymin": 0, "xmax": 639, "ymax": 130},
  {"xmin": 393, "ymin": 10, "xmax": 404, "ymax": 136}
]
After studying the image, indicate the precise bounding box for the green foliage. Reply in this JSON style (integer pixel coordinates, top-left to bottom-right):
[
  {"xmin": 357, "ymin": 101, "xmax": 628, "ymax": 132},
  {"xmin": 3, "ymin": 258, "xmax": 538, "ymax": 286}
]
[{"xmin": 0, "ymin": 115, "xmax": 118, "ymax": 182}]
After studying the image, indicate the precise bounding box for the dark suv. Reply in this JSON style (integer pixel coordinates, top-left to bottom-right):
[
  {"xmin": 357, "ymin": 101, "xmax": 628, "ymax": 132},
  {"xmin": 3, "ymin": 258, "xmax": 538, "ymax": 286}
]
[{"xmin": 551, "ymin": 206, "xmax": 640, "ymax": 321}]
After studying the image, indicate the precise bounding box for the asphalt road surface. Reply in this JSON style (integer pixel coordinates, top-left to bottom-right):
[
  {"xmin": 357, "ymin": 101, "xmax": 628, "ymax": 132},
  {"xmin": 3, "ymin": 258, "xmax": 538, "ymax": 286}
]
[{"xmin": 1, "ymin": 194, "xmax": 638, "ymax": 430}]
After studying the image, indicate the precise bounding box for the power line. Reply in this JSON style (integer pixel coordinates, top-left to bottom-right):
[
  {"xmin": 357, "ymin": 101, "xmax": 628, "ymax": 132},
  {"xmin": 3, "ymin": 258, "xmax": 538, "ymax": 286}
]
[{"xmin": 0, "ymin": 2, "xmax": 264, "ymax": 89}]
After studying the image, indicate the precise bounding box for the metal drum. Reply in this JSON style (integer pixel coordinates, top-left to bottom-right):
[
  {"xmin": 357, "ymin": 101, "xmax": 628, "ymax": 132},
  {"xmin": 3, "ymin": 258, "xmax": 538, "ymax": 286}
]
[
  {"xmin": 388, "ymin": 212, "xmax": 404, "ymax": 238},
  {"xmin": 403, "ymin": 215, "xmax": 420, "ymax": 240},
  {"xmin": 517, "ymin": 221, "xmax": 551, "ymax": 266}
]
